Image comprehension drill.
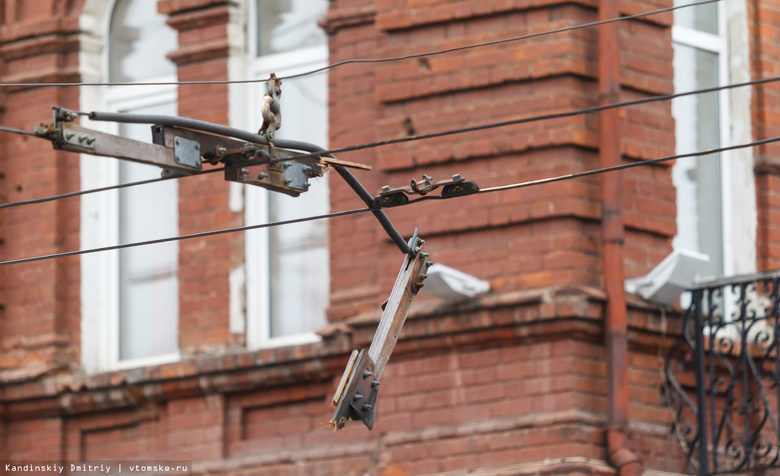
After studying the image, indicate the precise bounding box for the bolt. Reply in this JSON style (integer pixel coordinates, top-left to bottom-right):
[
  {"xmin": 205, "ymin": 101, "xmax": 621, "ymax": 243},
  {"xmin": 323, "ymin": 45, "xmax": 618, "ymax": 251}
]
[
  {"xmin": 371, "ymin": 380, "xmax": 380, "ymax": 388},
  {"xmin": 86, "ymin": 137, "xmax": 96, "ymax": 146},
  {"xmin": 353, "ymin": 393, "xmax": 363, "ymax": 402},
  {"xmin": 381, "ymin": 185, "xmax": 391, "ymax": 193},
  {"xmin": 361, "ymin": 404, "xmax": 373, "ymax": 412},
  {"xmin": 240, "ymin": 168, "xmax": 249, "ymax": 179},
  {"xmin": 363, "ymin": 371, "xmax": 373, "ymax": 379},
  {"xmin": 452, "ymin": 174, "xmax": 463, "ymax": 182},
  {"xmin": 175, "ymin": 137, "xmax": 180, "ymax": 146},
  {"xmin": 78, "ymin": 135, "xmax": 87, "ymax": 143},
  {"xmin": 64, "ymin": 131, "xmax": 75, "ymax": 140},
  {"xmin": 216, "ymin": 145, "xmax": 227, "ymax": 155},
  {"xmin": 257, "ymin": 172, "xmax": 268, "ymax": 180}
]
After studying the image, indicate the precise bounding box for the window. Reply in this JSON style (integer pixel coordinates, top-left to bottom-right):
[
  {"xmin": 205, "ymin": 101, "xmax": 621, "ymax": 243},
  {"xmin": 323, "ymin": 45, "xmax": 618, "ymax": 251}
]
[
  {"xmin": 244, "ymin": 0, "xmax": 330, "ymax": 348},
  {"xmin": 671, "ymin": 0, "xmax": 755, "ymax": 281},
  {"xmin": 80, "ymin": 0, "xmax": 180, "ymax": 371}
]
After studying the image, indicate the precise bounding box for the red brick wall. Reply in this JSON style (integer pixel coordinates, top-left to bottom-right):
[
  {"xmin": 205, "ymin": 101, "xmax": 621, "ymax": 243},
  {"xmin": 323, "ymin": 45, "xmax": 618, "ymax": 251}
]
[
  {"xmin": 0, "ymin": 0, "xmax": 707, "ymax": 474},
  {"xmin": 752, "ymin": 0, "xmax": 780, "ymax": 271},
  {"xmin": 0, "ymin": 2, "xmax": 82, "ymax": 378}
]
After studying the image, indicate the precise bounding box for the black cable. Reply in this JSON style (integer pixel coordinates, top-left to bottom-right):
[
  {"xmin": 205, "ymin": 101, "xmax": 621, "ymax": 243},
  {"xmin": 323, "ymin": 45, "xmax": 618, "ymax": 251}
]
[
  {"xmin": 0, "ymin": 0, "xmax": 716, "ymax": 88},
  {"xmin": 1, "ymin": 135, "xmax": 776, "ymax": 267},
  {"xmin": 0, "ymin": 207, "xmax": 371, "ymax": 267}
]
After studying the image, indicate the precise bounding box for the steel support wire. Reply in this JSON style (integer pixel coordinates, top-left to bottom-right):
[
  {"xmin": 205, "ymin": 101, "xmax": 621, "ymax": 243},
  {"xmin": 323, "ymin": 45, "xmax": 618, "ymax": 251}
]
[
  {"xmin": 2, "ymin": 75, "xmax": 779, "ymax": 212},
  {"xmin": 0, "ymin": 207, "xmax": 372, "ymax": 267},
  {"xmin": 272, "ymin": 75, "xmax": 780, "ymax": 164},
  {"xmin": 2, "ymin": 135, "xmax": 779, "ymax": 268},
  {"xmin": 0, "ymin": 0, "xmax": 717, "ymax": 88},
  {"xmin": 87, "ymin": 111, "xmax": 411, "ymax": 254}
]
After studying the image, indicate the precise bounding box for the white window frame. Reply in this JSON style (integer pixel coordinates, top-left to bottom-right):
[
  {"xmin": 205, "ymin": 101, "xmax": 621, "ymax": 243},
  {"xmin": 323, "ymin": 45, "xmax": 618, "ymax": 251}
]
[
  {"xmin": 242, "ymin": 0, "xmax": 329, "ymax": 349},
  {"xmin": 671, "ymin": 0, "xmax": 756, "ymax": 280},
  {"xmin": 79, "ymin": 0, "xmax": 180, "ymax": 372}
]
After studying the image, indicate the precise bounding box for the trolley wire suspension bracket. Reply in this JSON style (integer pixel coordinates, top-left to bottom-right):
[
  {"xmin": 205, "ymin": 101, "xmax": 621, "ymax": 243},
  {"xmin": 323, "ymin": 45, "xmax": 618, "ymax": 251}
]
[
  {"xmin": 34, "ymin": 106, "xmax": 370, "ymax": 197},
  {"xmin": 34, "ymin": 107, "xmax": 204, "ymax": 177},
  {"xmin": 330, "ymin": 230, "xmax": 432, "ymax": 430}
]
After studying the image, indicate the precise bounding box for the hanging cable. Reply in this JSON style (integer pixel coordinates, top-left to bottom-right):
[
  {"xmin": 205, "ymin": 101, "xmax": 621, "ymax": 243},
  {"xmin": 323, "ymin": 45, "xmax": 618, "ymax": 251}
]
[
  {"xmin": 0, "ymin": 135, "xmax": 775, "ymax": 267},
  {"xmin": 0, "ymin": 0, "xmax": 716, "ymax": 88}
]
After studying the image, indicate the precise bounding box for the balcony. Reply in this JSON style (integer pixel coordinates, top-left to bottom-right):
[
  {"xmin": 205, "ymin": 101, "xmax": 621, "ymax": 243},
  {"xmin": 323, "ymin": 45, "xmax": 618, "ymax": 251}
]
[{"xmin": 664, "ymin": 270, "xmax": 780, "ymax": 475}]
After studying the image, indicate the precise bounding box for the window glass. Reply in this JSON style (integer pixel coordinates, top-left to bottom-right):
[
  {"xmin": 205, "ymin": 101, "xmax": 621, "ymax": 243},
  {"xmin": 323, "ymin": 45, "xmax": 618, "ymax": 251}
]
[
  {"xmin": 118, "ymin": 101, "xmax": 179, "ymax": 360},
  {"xmin": 256, "ymin": 0, "xmax": 329, "ymax": 56},
  {"xmin": 109, "ymin": 0, "xmax": 179, "ymax": 362},
  {"xmin": 672, "ymin": 44, "xmax": 722, "ymax": 278},
  {"xmin": 674, "ymin": 0, "xmax": 717, "ymax": 35},
  {"xmin": 247, "ymin": 0, "xmax": 330, "ymax": 344},
  {"xmin": 110, "ymin": 0, "xmax": 177, "ymax": 82},
  {"xmin": 267, "ymin": 73, "xmax": 329, "ymax": 338}
]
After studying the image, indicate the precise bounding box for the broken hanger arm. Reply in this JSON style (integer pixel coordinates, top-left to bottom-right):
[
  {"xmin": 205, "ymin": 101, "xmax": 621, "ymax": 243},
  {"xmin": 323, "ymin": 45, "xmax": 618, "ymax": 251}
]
[{"xmin": 330, "ymin": 229, "xmax": 432, "ymax": 430}]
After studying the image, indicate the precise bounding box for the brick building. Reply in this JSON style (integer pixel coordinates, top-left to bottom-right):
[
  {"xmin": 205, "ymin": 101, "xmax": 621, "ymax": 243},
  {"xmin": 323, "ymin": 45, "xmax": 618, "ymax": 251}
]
[{"xmin": 0, "ymin": 0, "xmax": 775, "ymax": 474}]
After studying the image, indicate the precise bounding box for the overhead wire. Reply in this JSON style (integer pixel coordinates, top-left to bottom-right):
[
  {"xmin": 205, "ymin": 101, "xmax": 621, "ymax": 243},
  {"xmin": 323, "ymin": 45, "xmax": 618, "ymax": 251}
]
[
  {"xmin": 1, "ymin": 74, "xmax": 778, "ymax": 211},
  {"xmin": 0, "ymin": 0, "xmax": 717, "ymax": 88},
  {"xmin": 0, "ymin": 207, "xmax": 372, "ymax": 266},
  {"xmin": 0, "ymin": 0, "xmax": 741, "ymax": 265},
  {"xmin": 0, "ymin": 125, "xmax": 36, "ymax": 136},
  {"xmin": 0, "ymin": 134, "xmax": 777, "ymax": 267},
  {"xmin": 273, "ymin": 75, "xmax": 780, "ymax": 163},
  {"xmin": 408, "ymin": 136, "xmax": 780, "ymax": 204},
  {"xmin": 279, "ymin": 0, "xmax": 718, "ymax": 80}
]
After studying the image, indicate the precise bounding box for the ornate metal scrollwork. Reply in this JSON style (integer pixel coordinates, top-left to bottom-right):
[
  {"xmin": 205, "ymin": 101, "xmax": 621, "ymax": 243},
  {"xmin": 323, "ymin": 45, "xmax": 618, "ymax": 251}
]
[{"xmin": 664, "ymin": 272, "xmax": 780, "ymax": 475}]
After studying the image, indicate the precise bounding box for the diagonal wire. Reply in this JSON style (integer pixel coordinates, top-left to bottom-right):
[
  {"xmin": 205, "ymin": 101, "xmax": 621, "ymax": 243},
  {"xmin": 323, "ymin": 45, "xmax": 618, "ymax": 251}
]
[
  {"xmin": 0, "ymin": 207, "xmax": 371, "ymax": 266},
  {"xmin": 0, "ymin": 125, "xmax": 36, "ymax": 136},
  {"xmin": 0, "ymin": 135, "xmax": 776, "ymax": 267},
  {"xmin": 273, "ymin": 75, "xmax": 780, "ymax": 163},
  {"xmin": 407, "ymin": 136, "xmax": 780, "ymax": 205},
  {"xmin": 280, "ymin": 0, "xmax": 718, "ymax": 80},
  {"xmin": 0, "ymin": 0, "xmax": 716, "ymax": 88},
  {"xmin": 1, "ymin": 74, "xmax": 777, "ymax": 211}
]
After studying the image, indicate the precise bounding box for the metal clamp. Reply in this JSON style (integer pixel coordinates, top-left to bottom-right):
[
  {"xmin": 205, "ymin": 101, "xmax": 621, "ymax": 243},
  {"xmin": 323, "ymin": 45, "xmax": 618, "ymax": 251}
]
[{"xmin": 372, "ymin": 174, "xmax": 479, "ymax": 208}]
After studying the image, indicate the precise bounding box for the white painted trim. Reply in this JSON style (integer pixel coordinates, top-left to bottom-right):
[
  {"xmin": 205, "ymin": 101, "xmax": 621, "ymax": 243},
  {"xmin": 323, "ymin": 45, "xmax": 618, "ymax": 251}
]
[
  {"xmin": 79, "ymin": 0, "xmax": 181, "ymax": 372},
  {"xmin": 243, "ymin": 0, "xmax": 329, "ymax": 349},
  {"xmin": 79, "ymin": 0, "xmax": 118, "ymax": 375},
  {"xmin": 672, "ymin": 0, "xmax": 755, "ymax": 282},
  {"xmin": 671, "ymin": 25, "xmax": 724, "ymax": 53},
  {"xmin": 723, "ymin": 0, "xmax": 756, "ymax": 276},
  {"xmin": 110, "ymin": 352, "xmax": 181, "ymax": 371}
]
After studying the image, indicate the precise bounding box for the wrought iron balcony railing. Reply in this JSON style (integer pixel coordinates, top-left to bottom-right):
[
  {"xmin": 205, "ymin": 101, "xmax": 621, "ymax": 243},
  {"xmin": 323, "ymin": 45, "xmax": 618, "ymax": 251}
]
[{"xmin": 665, "ymin": 270, "xmax": 780, "ymax": 475}]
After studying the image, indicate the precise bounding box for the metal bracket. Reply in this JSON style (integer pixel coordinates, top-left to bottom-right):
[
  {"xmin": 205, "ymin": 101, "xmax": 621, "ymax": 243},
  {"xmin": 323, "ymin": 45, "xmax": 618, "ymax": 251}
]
[
  {"xmin": 372, "ymin": 174, "xmax": 479, "ymax": 208},
  {"xmin": 330, "ymin": 349, "xmax": 380, "ymax": 430},
  {"xmin": 173, "ymin": 136, "xmax": 201, "ymax": 168}
]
